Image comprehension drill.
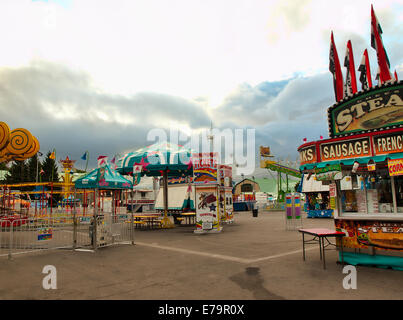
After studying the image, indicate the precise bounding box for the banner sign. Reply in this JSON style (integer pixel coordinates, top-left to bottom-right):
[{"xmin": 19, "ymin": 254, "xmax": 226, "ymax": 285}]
[
  {"xmin": 320, "ymin": 137, "xmax": 371, "ymax": 161},
  {"xmin": 38, "ymin": 227, "xmax": 53, "ymax": 241},
  {"xmin": 328, "ymin": 82, "xmax": 403, "ymax": 137},
  {"xmin": 299, "ymin": 145, "xmax": 317, "ymax": 165},
  {"xmin": 329, "ymin": 182, "xmax": 337, "ymax": 209},
  {"xmin": 388, "ymin": 158, "xmax": 403, "ymax": 176},
  {"xmin": 314, "ymin": 164, "xmax": 342, "ymax": 180},
  {"xmin": 192, "ymin": 152, "xmax": 218, "ymax": 185},
  {"xmin": 373, "ymin": 132, "xmax": 403, "ymax": 155}
]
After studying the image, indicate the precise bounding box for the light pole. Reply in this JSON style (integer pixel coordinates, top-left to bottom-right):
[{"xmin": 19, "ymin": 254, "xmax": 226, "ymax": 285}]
[{"xmin": 36, "ymin": 151, "xmax": 43, "ymax": 183}]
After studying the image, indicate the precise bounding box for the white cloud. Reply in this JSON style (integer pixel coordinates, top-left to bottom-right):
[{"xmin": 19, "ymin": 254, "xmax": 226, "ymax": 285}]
[{"xmin": 1, "ymin": 0, "xmax": 401, "ymax": 107}]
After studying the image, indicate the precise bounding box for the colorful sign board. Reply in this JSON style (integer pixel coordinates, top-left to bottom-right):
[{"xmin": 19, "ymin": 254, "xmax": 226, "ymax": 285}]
[
  {"xmin": 328, "ymin": 83, "xmax": 403, "ymax": 137},
  {"xmin": 335, "ymin": 219, "xmax": 403, "ymax": 252},
  {"xmin": 299, "ymin": 145, "xmax": 317, "ymax": 165},
  {"xmin": 388, "ymin": 158, "xmax": 403, "ymax": 176},
  {"xmin": 373, "ymin": 132, "xmax": 403, "ymax": 155},
  {"xmin": 195, "ymin": 187, "xmax": 219, "ymax": 232},
  {"xmin": 314, "ymin": 164, "xmax": 342, "ymax": 180},
  {"xmin": 320, "ymin": 137, "xmax": 371, "ymax": 161},
  {"xmin": 192, "ymin": 152, "xmax": 219, "ymax": 185},
  {"xmin": 329, "ymin": 183, "xmax": 336, "ymax": 209},
  {"xmin": 38, "ymin": 227, "xmax": 53, "ymax": 241}
]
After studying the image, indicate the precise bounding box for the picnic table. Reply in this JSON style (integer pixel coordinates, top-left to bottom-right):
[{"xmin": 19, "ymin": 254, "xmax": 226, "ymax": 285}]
[
  {"xmin": 298, "ymin": 228, "xmax": 345, "ymax": 269},
  {"xmin": 179, "ymin": 212, "xmax": 196, "ymax": 225},
  {"xmin": 133, "ymin": 214, "xmax": 162, "ymax": 230}
]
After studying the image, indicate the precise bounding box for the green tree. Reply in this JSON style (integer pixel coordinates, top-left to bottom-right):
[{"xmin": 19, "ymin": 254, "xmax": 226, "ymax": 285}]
[
  {"xmin": 41, "ymin": 151, "xmax": 59, "ymax": 183},
  {"xmin": 5, "ymin": 160, "xmax": 29, "ymax": 184},
  {"xmin": 0, "ymin": 162, "xmax": 9, "ymax": 171},
  {"xmin": 26, "ymin": 154, "xmax": 42, "ymax": 183}
]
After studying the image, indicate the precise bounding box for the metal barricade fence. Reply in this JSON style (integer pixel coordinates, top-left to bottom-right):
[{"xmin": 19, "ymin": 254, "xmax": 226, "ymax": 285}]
[
  {"xmin": 0, "ymin": 216, "xmax": 74, "ymax": 258},
  {"xmin": 0, "ymin": 210, "xmax": 134, "ymax": 258},
  {"xmin": 94, "ymin": 213, "xmax": 133, "ymax": 249}
]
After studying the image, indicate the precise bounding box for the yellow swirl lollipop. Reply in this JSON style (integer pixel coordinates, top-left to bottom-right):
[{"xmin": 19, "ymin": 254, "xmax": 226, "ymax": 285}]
[
  {"xmin": 13, "ymin": 136, "xmax": 40, "ymax": 160},
  {"xmin": 6, "ymin": 128, "xmax": 33, "ymax": 156},
  {"xmin": 0, "ymin": 121, "xmax": 10, "ymax": 151},
  {"xmin": 0, "ymin": 148, "xmax": 12, "ymax": 162}
]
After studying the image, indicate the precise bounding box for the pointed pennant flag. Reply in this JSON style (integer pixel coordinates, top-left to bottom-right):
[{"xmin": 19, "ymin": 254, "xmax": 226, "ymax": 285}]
[
  {"xmin": 344, "ymin": 40, "xmax": 358, "ymax": 97},
  {"xmin": 186, "ymin": 159, "xmax": 193, "ymax": 170},
  {"xmin": 371, "ymin": 5, "xmax": 393, "ymax": 83},
  {"xmin": 97, "ymin": 155, "xmax": 108, "ymax": 167},
  {"xmin": 49, "ymin": 150, "xmax": 56, "ymax": 160},
  {"xmin": 395, "ymin": 70, "xmax": 399, "ymax": 81},
  {"xmin": 111, "ymin": 156, "xmax": 116, "ymax": 164},
  {"xmin": 329, "ymin": 32, "xmax": 344, "ymax": 101},
  {"xmin": 81, "ymin": 152, "xmax": 87, "ymax": 161},
  {"xmin": 358, "ymin": 49, "xmax": 373, "ymax": 90},
  {"xmin": 376, "ymin": 66, "xmax": 382, "ymax": 85}
]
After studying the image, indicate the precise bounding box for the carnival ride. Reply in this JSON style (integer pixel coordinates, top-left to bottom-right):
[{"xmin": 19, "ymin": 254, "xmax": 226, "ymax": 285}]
[{"xmin": 260, "ymin": 146, "xmax": 302, "ymax": 203}]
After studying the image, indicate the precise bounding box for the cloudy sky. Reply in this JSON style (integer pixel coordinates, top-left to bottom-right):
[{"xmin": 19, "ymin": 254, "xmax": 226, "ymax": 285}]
[{"xmin": 0, "ymin": 0, "xmax": 402, "ymax": 176}]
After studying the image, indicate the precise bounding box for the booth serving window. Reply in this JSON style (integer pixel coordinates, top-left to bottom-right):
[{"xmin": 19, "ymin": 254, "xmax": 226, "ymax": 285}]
[{"xmin": 337, "ymin": 167, "xmax": 403, "ymax": 215}]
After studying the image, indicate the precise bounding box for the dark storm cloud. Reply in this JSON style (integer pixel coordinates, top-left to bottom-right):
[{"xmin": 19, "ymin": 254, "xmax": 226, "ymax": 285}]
[{"xmin": 0, "ymin": 61, "xmax": 211, "ymax": 169}]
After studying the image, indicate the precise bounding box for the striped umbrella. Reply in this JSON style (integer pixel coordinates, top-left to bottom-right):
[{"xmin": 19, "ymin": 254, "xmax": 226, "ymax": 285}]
[
  {"xmin": 116, "ymin": 142, "xmax": 193, "ymax": 228},
  {"xmin": 116, "ymin": 142, "xmax": 193, "ymax": 177}
]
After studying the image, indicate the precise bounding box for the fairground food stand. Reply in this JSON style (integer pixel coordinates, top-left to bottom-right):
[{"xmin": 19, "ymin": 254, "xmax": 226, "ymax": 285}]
[
  {"xmin": 298, "ymin": 81, "xmax": 403, "ymax": 270},
  {"xmin": 300, "ymin": 174, "xmax": 334, "ymax": 218}
]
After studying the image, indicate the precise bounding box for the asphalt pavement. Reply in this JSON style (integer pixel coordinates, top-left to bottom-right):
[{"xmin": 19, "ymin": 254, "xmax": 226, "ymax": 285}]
[{"xmin": 0, "ymin": 210, "xmax": 402, "ymax": 300}]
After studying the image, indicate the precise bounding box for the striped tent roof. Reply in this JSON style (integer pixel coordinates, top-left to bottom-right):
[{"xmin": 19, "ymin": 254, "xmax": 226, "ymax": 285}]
[{"xmin": 116, "ymin": 142, "xmax": 193, "ymax": 177}]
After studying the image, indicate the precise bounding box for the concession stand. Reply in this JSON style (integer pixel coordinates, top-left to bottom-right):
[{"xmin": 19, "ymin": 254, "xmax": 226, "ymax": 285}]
[
  {"xmin": 298, "ymin": 81, "xmax": 403, "ymax": 270},
  {"xmin": 300, "ymin": 173, "xmax": 334, "ymax": 218}
]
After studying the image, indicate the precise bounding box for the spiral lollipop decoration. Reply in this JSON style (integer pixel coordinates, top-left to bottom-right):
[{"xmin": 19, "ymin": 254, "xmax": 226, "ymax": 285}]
[
  {"xmin": 0, "ymin": 121, "xmax": 10, "ymax": 151},
  {"xmin": 0, "ymin": 123, "xmax": 40, "ymax": 163},
  {"xmin": 13, "ymin": 136, "xmax": 40, "ymax": 160},
  {"xmin": 6, "ymin": 128, "xmax": 34, "ymax": 156},
  {"xmin": 0, "ymin": 148, "xmax": 12, "ymax": 162}
]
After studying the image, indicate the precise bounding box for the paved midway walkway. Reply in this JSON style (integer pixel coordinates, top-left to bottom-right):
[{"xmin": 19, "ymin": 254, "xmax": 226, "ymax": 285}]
[{"xmin": 0, "ymin": 211, "xmax": 402, "ymax": 300}]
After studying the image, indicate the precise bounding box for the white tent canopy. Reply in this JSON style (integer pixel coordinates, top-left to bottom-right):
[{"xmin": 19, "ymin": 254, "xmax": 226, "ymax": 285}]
[
  {"xmin": 155, "ymin": 185, "xmax": 190, "ymax": 210},
  {"xmin": 302, "ymin": 174, "xmax": 329, "ymax": 193}
]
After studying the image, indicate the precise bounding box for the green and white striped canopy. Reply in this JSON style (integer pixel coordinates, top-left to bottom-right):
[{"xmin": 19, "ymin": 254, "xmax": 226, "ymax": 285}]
[
  {"xmin": 75, "ymin": 163, "xmax": 133, "ymax": 189},
  {"xmin": 115, "ymin": 142, "xmax": 193, "ymax": 177}
]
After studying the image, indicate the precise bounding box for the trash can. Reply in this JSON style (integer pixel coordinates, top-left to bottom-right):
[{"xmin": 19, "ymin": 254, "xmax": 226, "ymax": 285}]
[{"xmin": 252, "ymin": 209, "xmax": 258, "ymax": 217}]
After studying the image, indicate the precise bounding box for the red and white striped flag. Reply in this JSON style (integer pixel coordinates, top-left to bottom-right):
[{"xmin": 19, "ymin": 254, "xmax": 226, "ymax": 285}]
[
  {"xmin": 371, "ymin": 5, "xmax": 393, "ymax": 83},
  {"xmin": 344, "ymin": 40, "xmax": 358, "ymax": 97},
  {"xmin": 97, "ymin": 155, "xmax": 108, "ymax": 167},
  {"xmin": 358, "ymin": 49, "xmax": 373, "ymax": 90},
  {"xmin": 329, "ymin": 32, "xmax": 344, "ymax": 102},
  {"xmin": 375, "ymin": 67, "xmax": 382, "ymax": 85}
]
